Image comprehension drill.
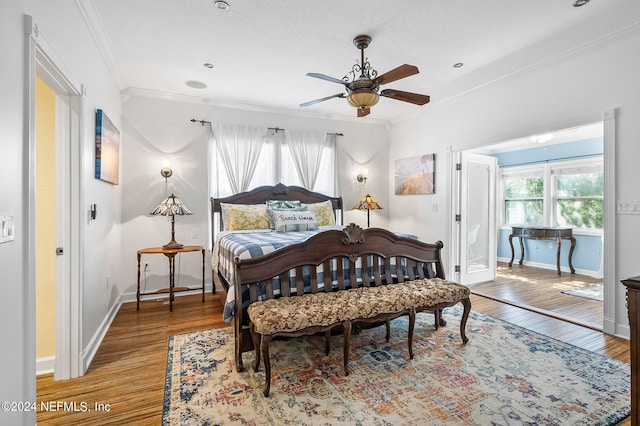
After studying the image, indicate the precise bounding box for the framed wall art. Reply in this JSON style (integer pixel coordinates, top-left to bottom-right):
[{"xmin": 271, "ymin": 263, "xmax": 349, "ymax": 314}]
[
  {"xmin": 95, "ymin": 109, "xmax": 120, "ymax": 185},
  {"xmin": 394, "ymin": 154, "xmax": 435, "ymax": 195}
]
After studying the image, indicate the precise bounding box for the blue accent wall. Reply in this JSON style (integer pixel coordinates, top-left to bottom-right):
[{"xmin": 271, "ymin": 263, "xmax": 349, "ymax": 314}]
[
  {"xmin": 497, "ymin": 228, "xmax": 602, "ymax": 272},
  {"xmin": 494, "ymin": 137, "xmax": 603, "ymax": 273},
  {"xmin": 493, "ymin": 138, "xmax": 603, "ymax": 167}
]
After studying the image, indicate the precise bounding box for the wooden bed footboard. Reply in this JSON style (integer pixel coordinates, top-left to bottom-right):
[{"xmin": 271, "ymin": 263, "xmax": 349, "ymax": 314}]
[{"xmin": 232, "ymin": 223, "xmax": 454, "ymax": 372}]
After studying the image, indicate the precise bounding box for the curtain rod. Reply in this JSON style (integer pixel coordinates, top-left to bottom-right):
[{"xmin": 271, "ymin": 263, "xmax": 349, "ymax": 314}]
[
  {"xmin": 268, "ymin": 127, "xmax": 344, "ymax": 136},
  {"xmin": 190, "ymin": 120, "xmax": 343, "ymax": 136},
  {"xmin": 190, "ymin": 119, "xmax": 211, "ymax": 126},
  {"xmin": 498, "ymin": 152, "xmax": 602, "ymax": 168}
]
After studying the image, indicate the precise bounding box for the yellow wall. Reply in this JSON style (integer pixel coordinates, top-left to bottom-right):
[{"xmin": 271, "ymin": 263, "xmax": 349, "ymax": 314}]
[{"xmin": 36, "ymin": 77, "xmax": 57, "ymax": 360}]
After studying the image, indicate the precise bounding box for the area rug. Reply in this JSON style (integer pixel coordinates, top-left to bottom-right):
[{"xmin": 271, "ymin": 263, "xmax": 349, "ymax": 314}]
[
  {"xmin": 561, "ymin": 283, "xmax": 604, "ymax": 302},
  {"xmin": 162, "ymin": 307, "xmax": 629, "ymax": 425}
]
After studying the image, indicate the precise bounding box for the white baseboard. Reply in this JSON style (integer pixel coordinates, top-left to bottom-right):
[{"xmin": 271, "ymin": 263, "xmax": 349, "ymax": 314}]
[
  {"xmin": 36, "ymin": 356, "xmax": 55, "ymax": 376},
  {"xmin": 81, "ymin": 296, "xmax": 123, "ymax": 374}
]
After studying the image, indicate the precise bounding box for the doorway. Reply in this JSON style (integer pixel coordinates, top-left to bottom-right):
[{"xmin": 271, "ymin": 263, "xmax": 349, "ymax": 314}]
[
  {"xmin": 450, "ymin": 116, "xmax": 616, "ymax": 332},
  {"xmin": 27, "ymin": 15, "xmax": 85, "ymax": 380}
]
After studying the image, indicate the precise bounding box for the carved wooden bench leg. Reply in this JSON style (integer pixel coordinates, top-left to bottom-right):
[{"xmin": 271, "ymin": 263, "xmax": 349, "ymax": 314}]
[
  {"xmin": 408, "ymin": 309, "xmax": 416, "ymax": 359},
  {"xmin": 385, "ymin": 320, "xmax": 391, "ymax": 342},
  {"xmin": 459, "ymin": 298, "xmax": 471, "ymax": 344},
  {"xmin": 261, "ymin": 335, "xmax": 273, "ymax": 397},
  {"xmin": 343, "ymin": 320, "xmax": 352, "ymax": 376}
]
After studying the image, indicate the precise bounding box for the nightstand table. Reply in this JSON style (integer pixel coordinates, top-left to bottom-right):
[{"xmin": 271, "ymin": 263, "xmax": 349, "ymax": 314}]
[{"xmin": 136, "ymin": 245, "xmax": 205, "ymax": 311}]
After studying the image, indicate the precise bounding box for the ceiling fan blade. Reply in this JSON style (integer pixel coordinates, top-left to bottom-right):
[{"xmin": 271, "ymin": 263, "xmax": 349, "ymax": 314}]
[
  {"xmin": 357, "ymin": 107, "xmax": 370, "ymax": 118},
  {"xmin": 299, "ymin": 93, "xmax": 345, "ymax": 107},
  {"xmin": 373, "ymin": 64, "xmax": 419, "ymax": 85},
  {"xmin": 380, "ymin": 89, "xmax": 430, "ymax": 105},
  {"xmin": 307, "ymin": 73, "xmax": 347, "ymax": 85}
]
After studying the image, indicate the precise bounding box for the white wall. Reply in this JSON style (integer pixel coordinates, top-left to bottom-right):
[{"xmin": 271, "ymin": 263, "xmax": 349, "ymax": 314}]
[
  {"xmin": 388, "ymin": 27, "xmax": 640, "ymax": 336},
  {"xmin": 1, "ymin": 2, "xmax": 122, "ymax": 423},
  {"xmin": 119, "ymin": 92, "xmax": 390, "ymax": 296},
  {"xmin": 1, "ymin": 3, "xmax": 34, "ymax": 424}
]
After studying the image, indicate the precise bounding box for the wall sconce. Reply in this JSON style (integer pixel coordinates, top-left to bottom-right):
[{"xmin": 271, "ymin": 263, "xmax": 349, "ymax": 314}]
[
  {"xmin": 160, "ymin": 162, "xmax": 173, "ymax": 180},
  {"xmin": 160, "ymin": 161, "xmax": 173, "ymax": 194},
  {"xmin": 356, "ymin": 170, "xmax": 368, "ymax": 186}
]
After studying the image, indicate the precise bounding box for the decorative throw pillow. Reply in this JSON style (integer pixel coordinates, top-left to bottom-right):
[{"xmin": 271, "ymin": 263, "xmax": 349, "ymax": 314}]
[
  {"xmin": 273, "ymin": 210, "xmax": 318, "ymax": 232},
  {"xmin": 266, "ymin": 199, "xmax": 304, "ymax": 230},
  {"xmin": 303, "ymin": 200, "xmax": 336, "ymax": 226},
  {"xmin": 227, "ymin": 205, "xmax": 270, "ymax": 231},
  {"xmin": 220, "ymin": 203, "xmax": 265, "ymax": 231}
]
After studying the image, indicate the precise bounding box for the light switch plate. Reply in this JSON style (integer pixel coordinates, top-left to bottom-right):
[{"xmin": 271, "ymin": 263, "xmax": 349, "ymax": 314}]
[
  {"xmin": 0, "ymin": 215, "xmax": 14, "ymax": 243},
  {"xmin": 616, "ymin": 200, "xmax": 640, "ymax": 215}
]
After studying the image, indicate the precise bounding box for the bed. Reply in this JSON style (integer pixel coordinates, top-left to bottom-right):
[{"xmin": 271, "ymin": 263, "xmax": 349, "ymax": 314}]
[
  {"xmin": 209, "ymin": 183, "xmax": 446, "ymax": 368},
  {"xmin": 210, "ymin": 183, "xmax": 343, "ymax": 293}
]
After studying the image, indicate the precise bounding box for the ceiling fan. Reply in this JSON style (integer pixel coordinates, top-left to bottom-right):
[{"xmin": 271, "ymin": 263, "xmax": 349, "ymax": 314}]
[{"xmin": 300, "ymin": 35, "xmax": 430, "ymax": 117}]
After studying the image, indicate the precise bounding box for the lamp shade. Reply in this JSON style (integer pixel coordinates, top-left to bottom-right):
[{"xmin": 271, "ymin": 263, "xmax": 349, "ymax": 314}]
[
  {"xmin": 150, "ymin": 193, "xmax": 193, "ymax": 216},
  {"xmin": 353, "ymin": 194, "xmax": 383, "ymax": 211},
  {"xmin": 151, "ymin": 194, "xmax": 192, "ymax": 249},
  {"xmin": 353, "ymin": 194, "xmax": 382, "ymax": 228}
]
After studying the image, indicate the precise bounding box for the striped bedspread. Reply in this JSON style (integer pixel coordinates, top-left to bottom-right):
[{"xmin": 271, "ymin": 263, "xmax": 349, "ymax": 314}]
[
  {"xmin": 214, "ymin": 226, "xmax": 344, "ymax": 322},
  {"xmin": 213, "ymin": 226, "xmax": 425, "ymax": 323}
]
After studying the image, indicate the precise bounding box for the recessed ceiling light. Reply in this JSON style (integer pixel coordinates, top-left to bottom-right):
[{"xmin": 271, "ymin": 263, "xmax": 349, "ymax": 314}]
[
  {"xmin": 185, "ymin": 80, "xmax": 207, "ymax": 89},
  {"xmin": 529, "ymin": 133, "xmax": 554, "ymax": 144},
  {"xmin": 573, "ymin": 0, "xmax": 590, "ymax": 7},
  {"xmin": 453, "ymin": 62, "xmax": 464, "ymax": 68},
  {"xmin": 204, "ymin": 63, "xmax": 214, "ymax": 69},
  {"xmin": 214, "ymin": 0, "xmax": 229, "ymax": 9}
]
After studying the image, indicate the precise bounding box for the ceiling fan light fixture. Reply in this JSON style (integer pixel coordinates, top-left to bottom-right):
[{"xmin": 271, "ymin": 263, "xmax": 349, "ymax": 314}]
[{"xmin": 347, "ymin": 90, "xmax": 379, "ymax": 109}]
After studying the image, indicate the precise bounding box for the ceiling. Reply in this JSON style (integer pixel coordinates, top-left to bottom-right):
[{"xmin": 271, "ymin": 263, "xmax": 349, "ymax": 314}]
[{"xmin": 85, "ymin": 0, "xmax": 639, "ymax": 124}]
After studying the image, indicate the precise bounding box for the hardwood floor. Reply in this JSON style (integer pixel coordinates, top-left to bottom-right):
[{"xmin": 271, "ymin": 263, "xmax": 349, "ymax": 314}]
[
  {"xmin": 470, "ymin": 262, "xmax": 604, "ymax": 330},
  {"xmin": 37, "ymin": 275, "xmax": 630, "ymax": 425}
]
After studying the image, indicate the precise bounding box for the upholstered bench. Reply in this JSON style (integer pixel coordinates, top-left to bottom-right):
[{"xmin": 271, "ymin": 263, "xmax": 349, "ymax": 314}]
[{"xmin": 248, "ymin": 277, "xmax": 471, "ymax": 396}]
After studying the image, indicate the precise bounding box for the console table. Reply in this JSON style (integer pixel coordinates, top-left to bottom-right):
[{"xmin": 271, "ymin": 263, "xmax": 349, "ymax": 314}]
[
  {"xmin": 508, "ymin": 226, "xmax": 576, "ymax": 275},
  {"xmin": 136, "ymin": 245, "xmax": 205, "ymax": 311}
]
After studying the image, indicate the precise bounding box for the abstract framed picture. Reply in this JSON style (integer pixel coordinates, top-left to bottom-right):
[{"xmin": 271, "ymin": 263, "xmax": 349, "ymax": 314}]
[
  {"xmin": 95, "ymin": 109, "xmax": 120, "ymax": 185},
  {"xmin": 394, "ymin": 154, "xmax": 435, "ymax": 195}
]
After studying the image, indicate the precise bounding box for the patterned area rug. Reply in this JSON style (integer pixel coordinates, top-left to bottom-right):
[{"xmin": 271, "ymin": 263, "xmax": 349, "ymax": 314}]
[
  {"xmin": 561, "ymin": 283, "xmax": 604, "ymax": 302},
  {"xmin": 163, "ymin": 307, "xmax": 629, "ymax": 425}
]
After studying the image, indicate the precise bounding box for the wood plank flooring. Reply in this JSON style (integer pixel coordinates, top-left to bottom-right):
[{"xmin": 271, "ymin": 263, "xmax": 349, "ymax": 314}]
[
  {"xmin": 36, "ymin": 273, "xmax": 630, "ymax": 425},
  {"xmin": 470, "ymin": 262, "xmax": 603, "ymax": 330}
]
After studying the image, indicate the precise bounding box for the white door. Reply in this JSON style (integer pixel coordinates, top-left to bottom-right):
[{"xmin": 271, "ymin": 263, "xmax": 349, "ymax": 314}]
[{"xmin": 457, "ymin": 152, "xmax": 497, "ymax": 285}]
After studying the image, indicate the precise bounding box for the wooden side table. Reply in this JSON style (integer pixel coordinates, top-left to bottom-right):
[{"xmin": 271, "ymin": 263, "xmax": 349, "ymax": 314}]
[
  {"xmin": 137, "ymin": 245, "xmax": 205, "ymax": 311},
  {"xmin": 622, "ymin": 275, "xmax": 640, "ymax": 426},
  {"xmin": 508, "ymin": 226, "xmax": 576, "ymax": 275}
]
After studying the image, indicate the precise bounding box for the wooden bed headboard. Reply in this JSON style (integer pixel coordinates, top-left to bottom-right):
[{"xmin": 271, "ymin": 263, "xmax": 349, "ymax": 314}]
[{"xmin": 210, "ymin": 183, "xmax": 343, "ymax": 246}]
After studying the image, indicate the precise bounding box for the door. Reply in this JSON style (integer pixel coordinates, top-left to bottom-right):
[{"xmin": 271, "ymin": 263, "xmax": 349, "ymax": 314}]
[{"xmin": 457, "ymin": 152, "xmax": 497, "ymax": 285}]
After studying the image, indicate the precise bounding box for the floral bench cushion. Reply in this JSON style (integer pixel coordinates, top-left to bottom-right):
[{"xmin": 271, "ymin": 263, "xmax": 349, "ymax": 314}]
[{"xmin": 247, "ymin": 278, "xmax": 470, "ymax": 335}]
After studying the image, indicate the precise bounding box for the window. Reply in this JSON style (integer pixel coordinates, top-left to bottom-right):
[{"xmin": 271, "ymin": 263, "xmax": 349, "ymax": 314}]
[
  {"xmin": 211, "ymin": 130, "xmax": 336, "ymax": 198},
  {"xmin": 553, "ymin": 168, "xmax": 603, "ymax": 229},
  {"xmin": 501, "ymin": 158, "xmax": 603, "ymax": 231},
  {"xmin": 504, "ymin": 174, "xmax": 544, "ymax": 226}
]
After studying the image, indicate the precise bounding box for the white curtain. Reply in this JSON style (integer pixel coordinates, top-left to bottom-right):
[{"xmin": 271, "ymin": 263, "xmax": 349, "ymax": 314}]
[
  {"xmin": 210, "ymin": 123, "xmax": 267, "ymax": 194},
  {"xmin": 285, "ymin": 130, "xmax": 334, "ymax": 191}
]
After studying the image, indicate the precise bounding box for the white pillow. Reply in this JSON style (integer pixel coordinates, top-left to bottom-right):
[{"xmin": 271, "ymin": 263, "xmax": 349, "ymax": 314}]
[
  {"xmin": 302, "ymin": 200, "xmax": 336, "ymax": 226},
  {"xmin": 273, "ymin": 210, "xmax": 318, "ymax": 232}
]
